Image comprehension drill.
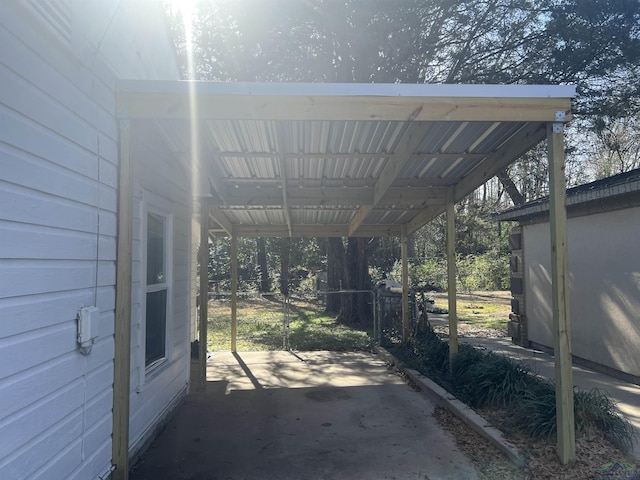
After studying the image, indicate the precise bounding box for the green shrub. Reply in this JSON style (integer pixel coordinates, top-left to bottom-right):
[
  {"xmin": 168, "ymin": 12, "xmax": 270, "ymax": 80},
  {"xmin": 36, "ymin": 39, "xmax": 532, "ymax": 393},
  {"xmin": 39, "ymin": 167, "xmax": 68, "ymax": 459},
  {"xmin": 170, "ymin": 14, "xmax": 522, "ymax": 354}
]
[
  {"xmin": 413, "ymin": 328, "xmax": 450, "ymax": 375},
  {"xmin": 386, "ymin": 329, "xmax": 635, "ymax": 452},
  {"xmin": 574, "ymin": 388, "xmax": 634, "ymax": 451},
  {"xmin": 452, "ymin": 349, "xmax": 532, "ymax": 408},
  {"xmin": 450, "ymin": 344, "xmax": 488, "ymax": 403},
  {"xmin": 508, "ymin": 381, "xmax": 558, "ymax": 439}
]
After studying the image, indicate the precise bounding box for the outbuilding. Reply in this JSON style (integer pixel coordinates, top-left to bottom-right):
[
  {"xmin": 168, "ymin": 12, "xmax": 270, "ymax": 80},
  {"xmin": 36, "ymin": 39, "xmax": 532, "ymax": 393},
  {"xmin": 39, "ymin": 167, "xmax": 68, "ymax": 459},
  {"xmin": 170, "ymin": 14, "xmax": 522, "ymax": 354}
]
[{"xmin": 497, "ymin": 169, "xmax": 640, "ymax": 384}]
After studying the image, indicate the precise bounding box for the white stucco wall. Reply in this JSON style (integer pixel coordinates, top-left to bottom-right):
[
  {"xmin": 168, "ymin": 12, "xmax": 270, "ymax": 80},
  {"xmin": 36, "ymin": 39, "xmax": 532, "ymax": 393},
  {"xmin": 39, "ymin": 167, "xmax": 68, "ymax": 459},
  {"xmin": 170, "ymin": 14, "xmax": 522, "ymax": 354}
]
[
  {"xmin": 524, "ymin": 206, "xmax": 640, "ymax": 377},
  {"xmin": 0, "ymin": 2, "xmax": 180, "ymax": 479}
]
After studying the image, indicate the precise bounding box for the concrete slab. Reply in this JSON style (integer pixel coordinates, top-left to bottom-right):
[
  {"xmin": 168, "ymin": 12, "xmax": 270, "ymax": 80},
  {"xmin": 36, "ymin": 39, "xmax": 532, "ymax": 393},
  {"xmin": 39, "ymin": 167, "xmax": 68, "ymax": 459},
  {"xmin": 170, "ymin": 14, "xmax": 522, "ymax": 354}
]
[{"xmin": 131, "ymin": 351, "xmax": 479, "ymax": 480}]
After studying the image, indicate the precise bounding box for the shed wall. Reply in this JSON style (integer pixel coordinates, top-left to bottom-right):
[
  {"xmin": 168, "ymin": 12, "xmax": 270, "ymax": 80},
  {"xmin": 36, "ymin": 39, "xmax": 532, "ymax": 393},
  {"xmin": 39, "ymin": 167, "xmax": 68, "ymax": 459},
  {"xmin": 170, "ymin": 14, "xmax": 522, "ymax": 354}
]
[
  {"xmin": 523, "ymin": 206, "xmax": 640, "ymax": 378},
  {"xmin": 0, "ymin": 2, "xmax": 179, "ymax": 479}
]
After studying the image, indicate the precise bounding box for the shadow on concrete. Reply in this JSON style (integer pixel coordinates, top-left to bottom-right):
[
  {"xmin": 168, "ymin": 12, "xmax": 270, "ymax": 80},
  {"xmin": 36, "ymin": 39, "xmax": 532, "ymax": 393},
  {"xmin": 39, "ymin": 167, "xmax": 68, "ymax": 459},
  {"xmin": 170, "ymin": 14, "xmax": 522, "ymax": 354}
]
[{"xmin": 130, "ymin": 351, "xmax": 479, "ymax": 480}]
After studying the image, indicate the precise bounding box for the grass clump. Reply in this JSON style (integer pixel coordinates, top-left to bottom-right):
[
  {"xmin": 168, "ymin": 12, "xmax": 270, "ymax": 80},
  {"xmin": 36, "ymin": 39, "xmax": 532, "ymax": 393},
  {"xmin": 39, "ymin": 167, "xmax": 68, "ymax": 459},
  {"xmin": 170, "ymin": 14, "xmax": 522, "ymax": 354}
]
[
  {"xmin": 574, "ymin": 388, "xmax": 635, "ymax": 451},
  {"xmin": 452, "ymin": 347, "xmax": 533, "ymax": 409}
]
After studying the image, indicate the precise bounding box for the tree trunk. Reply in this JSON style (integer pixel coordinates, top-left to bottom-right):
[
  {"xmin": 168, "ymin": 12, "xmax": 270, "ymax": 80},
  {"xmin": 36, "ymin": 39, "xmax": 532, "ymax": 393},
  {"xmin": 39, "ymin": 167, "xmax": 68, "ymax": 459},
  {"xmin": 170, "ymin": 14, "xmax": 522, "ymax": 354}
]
[
  {"xmin": 338, "ymin": 239, "xmax": 356, "ymax": 324},
  {"xmin": 279, "ymin": 238, "xmax": 290, "ymax": 297},
  {"xmin": 257, "ymin": 237, "xmax": 269, "ymax": 292},
  {"xmin": 407, "ymin": 234, "xmax": 416, "ymax": 262},
  {"xmin": 496, "ymin": 170, "xmax": 526, "ymax": 206},
  {"xmin": 354, "ymin": 238, "xmax": 372, "ymax": 325},
  {"xmin": 326, "ymin": 238, "xmax": 343, "ymax": 314}
]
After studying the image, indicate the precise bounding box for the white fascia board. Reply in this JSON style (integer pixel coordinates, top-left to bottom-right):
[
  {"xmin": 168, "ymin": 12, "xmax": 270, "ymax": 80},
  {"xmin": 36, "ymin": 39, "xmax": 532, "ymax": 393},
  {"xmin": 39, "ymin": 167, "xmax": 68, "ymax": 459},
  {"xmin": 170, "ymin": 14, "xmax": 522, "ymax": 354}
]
[{"xmin": 117, "ymin": 80, "xmax": 576, "ymax": 99}]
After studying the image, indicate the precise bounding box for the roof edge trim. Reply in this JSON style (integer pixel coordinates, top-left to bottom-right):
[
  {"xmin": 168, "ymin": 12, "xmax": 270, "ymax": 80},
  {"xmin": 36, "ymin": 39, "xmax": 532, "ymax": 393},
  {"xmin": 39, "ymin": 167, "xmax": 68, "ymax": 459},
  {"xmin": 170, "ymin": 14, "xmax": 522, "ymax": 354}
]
[{"xmin": 117, "ymin": 80, "xmax": 576, "ymax": 99}]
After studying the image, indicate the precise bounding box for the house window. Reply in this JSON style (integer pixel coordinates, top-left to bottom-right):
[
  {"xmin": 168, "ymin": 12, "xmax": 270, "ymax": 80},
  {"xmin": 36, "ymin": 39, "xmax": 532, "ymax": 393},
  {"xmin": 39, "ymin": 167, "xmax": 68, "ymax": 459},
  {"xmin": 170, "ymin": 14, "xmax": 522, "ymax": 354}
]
[{"xmin": 145, "ymin": 211, "xmax": 170, "ymax": 369}]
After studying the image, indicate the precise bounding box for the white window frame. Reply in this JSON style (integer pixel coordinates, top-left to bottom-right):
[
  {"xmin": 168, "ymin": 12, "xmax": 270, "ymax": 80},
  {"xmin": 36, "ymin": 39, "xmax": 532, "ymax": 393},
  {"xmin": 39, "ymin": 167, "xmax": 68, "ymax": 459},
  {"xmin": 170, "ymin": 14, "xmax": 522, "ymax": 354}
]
[{"xmin": 138, "ymin": 191, "xmax": 173, "ymax": 390}]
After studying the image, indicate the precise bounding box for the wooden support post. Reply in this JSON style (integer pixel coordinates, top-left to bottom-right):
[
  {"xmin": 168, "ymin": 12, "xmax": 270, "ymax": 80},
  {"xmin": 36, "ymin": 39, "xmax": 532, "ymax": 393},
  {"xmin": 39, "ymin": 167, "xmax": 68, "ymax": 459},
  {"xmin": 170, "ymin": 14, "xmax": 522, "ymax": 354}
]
[
  {"xmin": 548, "ymin": 122, "xmax": 576, "ymax": 464},
  {"xmin": 401, "ymin": 224, "xmax": 410, "ymax": 340},
  {"xmin": 113, "ymin": 118, "xmax": 133, "ymax": 480},
  {"xmin": 446, "ymin": 190, "xmax": 458, "ymax": 366},
  {"xmin": 197, "ymin": 203, "xmax": 209, "ymax": 390},
  {"xmin": 230, "ymin": 233, "xmax": 238, "ymax": 352}
]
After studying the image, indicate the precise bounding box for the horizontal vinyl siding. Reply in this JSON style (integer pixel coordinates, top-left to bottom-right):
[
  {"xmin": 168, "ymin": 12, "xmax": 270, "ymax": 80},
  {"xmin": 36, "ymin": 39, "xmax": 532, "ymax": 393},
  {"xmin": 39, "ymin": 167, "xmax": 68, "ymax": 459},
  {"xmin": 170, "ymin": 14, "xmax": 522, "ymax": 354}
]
[
  {"xmin": 1, "ymin": 1, "xmax": 180, "ymax": 478},
  {"xmin": 128, "ymin": 133, "xmax": 192, "ymax": 450},
  {"xmin": 0, "ymin": 6, "xmax": 116, "ymax": 479}
]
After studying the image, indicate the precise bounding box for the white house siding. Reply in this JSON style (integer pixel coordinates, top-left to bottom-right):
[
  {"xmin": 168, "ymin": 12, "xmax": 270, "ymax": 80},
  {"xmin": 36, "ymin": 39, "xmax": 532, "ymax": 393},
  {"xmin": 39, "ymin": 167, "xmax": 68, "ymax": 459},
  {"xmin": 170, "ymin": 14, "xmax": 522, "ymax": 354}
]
[
  {"xmin": 523, "ymin": 206, "xmax": 640, "ymax": 378},
  {"xmin": 128, "ymin": 132, "xmax": 192, "ymax": 453},
  {"xmin": 0, "ymin": 2, "xmax": 179, "ymax": 479}
]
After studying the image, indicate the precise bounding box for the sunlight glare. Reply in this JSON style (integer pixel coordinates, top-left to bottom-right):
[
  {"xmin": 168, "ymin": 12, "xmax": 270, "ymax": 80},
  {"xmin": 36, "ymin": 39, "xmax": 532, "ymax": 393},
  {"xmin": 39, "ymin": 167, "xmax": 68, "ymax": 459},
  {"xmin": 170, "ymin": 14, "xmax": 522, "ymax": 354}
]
[{"xmin": 168, "ymin": 0, "xmax": 203, "ymax": 201}]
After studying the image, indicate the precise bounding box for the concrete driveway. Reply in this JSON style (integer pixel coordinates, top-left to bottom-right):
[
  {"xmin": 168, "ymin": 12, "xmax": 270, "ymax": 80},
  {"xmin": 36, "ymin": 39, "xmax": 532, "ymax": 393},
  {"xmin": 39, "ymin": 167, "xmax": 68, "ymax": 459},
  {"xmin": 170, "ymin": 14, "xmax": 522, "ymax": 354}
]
[{"xmin": 131, "ymin": 351, "xmax": 478, "ymax": 480}]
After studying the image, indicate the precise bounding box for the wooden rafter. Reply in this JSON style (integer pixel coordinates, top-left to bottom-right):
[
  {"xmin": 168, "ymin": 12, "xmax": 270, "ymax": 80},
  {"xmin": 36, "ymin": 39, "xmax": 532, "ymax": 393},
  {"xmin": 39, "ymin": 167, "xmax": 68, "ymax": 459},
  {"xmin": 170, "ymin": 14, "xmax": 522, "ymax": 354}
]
[
  {"xmin": 203, "ymin": 151, "xmax": 488, "ymax": 161},
  {"xmin": 277, "ymin": 124, "xmax": 293, "ymax": 236},
  {"xmin": 348, "ymin": 122, "xmax": 431, "ymax": 236},
  {"xmin": 208, "ymin": 205, "xmax": 232, "ymax": 236},
  {"xmin": 453, "ymin": 122, "xmax": 547, "ymax": 203},
  {"xmin": 232, "ymin": 224, "xmax": 402, "ymax": 238},
  {"xmin": 406, "ymin": 121, "xmax": 548, "ymax": 235}
]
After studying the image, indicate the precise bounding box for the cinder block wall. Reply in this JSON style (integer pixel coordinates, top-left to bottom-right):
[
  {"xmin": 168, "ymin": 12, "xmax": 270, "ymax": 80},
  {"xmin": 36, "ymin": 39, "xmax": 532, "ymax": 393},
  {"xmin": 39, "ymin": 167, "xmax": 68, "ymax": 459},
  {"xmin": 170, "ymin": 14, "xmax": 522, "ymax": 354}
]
[{"xmin": 508, "ymin": 225, "xmax": 529, "ymax": 347}]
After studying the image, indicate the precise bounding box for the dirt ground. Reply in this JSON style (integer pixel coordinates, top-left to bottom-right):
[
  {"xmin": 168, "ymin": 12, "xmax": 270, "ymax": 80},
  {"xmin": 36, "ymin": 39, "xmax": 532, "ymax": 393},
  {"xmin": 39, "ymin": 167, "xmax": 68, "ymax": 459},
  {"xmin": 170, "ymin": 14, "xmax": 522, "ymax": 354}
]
[{"xmin": 435, "ymin": 406, "xmax": 638, "ymax": 480}]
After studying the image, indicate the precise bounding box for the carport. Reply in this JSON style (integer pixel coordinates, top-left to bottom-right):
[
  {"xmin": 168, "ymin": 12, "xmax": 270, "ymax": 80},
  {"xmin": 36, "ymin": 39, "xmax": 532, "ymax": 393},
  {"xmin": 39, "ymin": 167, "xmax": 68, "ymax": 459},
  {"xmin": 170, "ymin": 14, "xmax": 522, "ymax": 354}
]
[
  {"xmin": 114, "ymin": 81, "xmax": 577, "ymax": 476},
  {"xmin": 130, "ymin": 350, "xmax": 482, "ymax": 480}
]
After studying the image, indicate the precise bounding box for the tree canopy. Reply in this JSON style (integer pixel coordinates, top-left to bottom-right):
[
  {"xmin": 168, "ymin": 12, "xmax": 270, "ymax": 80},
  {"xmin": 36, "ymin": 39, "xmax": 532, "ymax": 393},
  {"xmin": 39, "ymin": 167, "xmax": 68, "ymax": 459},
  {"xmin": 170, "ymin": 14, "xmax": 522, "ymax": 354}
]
[{"xmin": 171, "ymin": 0, "xmax": 640, "ymax": 316}]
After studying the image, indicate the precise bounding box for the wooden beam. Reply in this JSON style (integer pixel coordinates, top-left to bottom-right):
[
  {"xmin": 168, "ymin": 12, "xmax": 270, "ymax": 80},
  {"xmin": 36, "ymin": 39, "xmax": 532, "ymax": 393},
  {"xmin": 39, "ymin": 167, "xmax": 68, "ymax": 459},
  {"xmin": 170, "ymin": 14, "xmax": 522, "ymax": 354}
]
[
  {"xmin": 348, "ymin": 205, "xmax": 373, "ymax": 237},
  {"xmin": 214, "ymin": 177, "xmax": 459, "ymax": 188},
  {"xmin": 277, "ymin": 125, "xmax": 293, "ymax": 236},
  {"xmin": 233, "ymin": 224, "xmax": 402, "ymax": 238},
  {"xmin": 401, "ymin": 224, "xmax": 410, "ymax": 340},
  {"xmin": 407, "ymin": 122, "xmax": 548, "ymax": 235},
  {"xmin": 208, "ymin": 151, "xmax": 487, "ymax": 161},
  {"xmin": 349, "ymin": 122, "xmax": 430, "ymax": 235},
  {"xmin": 197, "ymin": 203, "xmax": 209, "ymax": 391},
  {"xmin": 208, "ymin": 205, "xmax": 232, "ymax": 236},
  {"xmin": 230, "ymin": 233, "xmax": 238, "ymax": 352},
  {"xmin": 407, "ymin": 205, "xmax": 446, "ymax": 236},
  {"xmin": 381, "ymin": 187, "xmax": 448, "ymax": 206},
  {"xmin": 454, "ymin": 122, "xmax": 547, "ymax": 203},
  {"xmin": 206, "ymin": 162, "xmax": 229, "ymax": 202},
  {"xmin": 446, "ymin": 189, "xmax": 458, "ymax": 367},
  {"xmin": 375, "ymin": 122, "xmax": 431, "ymax": 205},
  {"xmin": 118, "ymin": 92, "xmax": 572, "ymax": 123},
  {"xmin": 213, "ymin": 186, "xmax": 373, "ymax": 207},
  {"xmin": 113, "ymin": 119, "xmax": 133, "ymax": 480},
  {"xmin": 548, "ymin": 122, "xmax": 576, "ymax": 464},
  {"xmin": 207, "ymin": 185, "xmax": 447, "ymax": 208}
]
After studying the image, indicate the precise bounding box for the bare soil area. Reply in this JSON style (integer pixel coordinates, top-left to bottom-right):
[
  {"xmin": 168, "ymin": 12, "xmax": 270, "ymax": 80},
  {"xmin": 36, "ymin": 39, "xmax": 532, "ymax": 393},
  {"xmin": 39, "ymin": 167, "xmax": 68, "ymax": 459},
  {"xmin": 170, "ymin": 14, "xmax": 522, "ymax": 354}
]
[{"xmin": 435, "ymin": 406, "xmax": 638, "ymax": 480}]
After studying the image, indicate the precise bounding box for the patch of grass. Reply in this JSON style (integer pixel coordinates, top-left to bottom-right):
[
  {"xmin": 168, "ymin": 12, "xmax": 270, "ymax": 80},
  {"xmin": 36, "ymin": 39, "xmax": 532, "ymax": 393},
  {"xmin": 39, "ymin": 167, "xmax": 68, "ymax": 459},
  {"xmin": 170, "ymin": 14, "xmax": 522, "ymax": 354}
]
[
  {"xmin": 432, "ymin": 290, "xmax": 511, "ymax": 330},
  {"xmin": 208, "ymin": 295, "xmax": 371, "ymax": 352}
]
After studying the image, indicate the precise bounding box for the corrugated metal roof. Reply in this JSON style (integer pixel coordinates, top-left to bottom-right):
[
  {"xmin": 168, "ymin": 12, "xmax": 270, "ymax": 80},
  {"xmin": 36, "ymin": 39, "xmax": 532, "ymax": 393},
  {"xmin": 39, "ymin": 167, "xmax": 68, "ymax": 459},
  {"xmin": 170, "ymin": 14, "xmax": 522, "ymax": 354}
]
[{"xmin": 119, "ymin": 81, "xmax": 575, "ymax": 237}]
